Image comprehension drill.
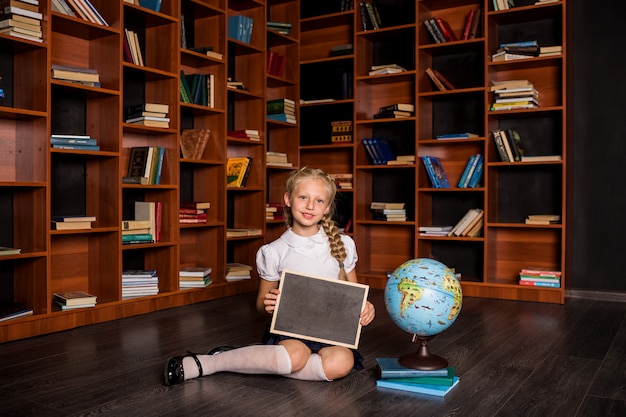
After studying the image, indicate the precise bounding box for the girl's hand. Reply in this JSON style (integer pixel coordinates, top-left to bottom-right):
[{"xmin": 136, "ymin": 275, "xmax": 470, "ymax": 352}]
[
  {"xmin": 263, "ymin": 288, "xmax": 280, "ymax": 314},
  {"xmin": 360, "ymin": 301, "xmax": 375, "ymax": 326}
]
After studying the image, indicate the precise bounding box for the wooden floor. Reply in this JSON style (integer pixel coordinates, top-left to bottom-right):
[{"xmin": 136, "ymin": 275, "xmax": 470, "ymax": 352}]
[{"xmin": 0, "ymin": 289, "xmax": 625, "ymax": 417}]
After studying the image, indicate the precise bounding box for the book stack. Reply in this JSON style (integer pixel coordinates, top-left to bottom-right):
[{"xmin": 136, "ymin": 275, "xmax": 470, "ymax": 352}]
[
  {"xmin": 492, "ymin": 40, "xmax": 540, "ymax": 62},
  {"xmin": 539, "ymin": 45, "xmax": 562, "ymax": 57},
  {"xmin": 179, "ymin": 201, "xmax": 210, "ymax": 224},
  {"xmin": 122, "ymin": 270, "xmax": 158, "ymax": 299},
  {"xmin": 421, "ymin": 156, "xmax": 451, "ymax": 188},
  {"xmin": 368, "ymin": 64, "xmax": 407, "ymax": 76},
  {"xmin": 52, "ymin": 0, "xmax": 108, "ymax": 26},
  {"xmin": 125, "ymin": 102, "xmax": 170, "ymax": 128},
  {"xmin": 50, "ymin": 134, "xmax": 100, "ymax": 151},
  {"xmin": 358, "ymin": 0, "xmax": 382, "ymax": 31},
  {"xmin": 179, "ymin": 71, "xmax": 215, "ymax": 107},
  {"xmin": 386, "ymin": 155, "xmax": 416, "ymax": 166},
  {"xmin": 123, "ymin": 146, "xmax": 165, "ymax": 185},
  {"xmin": 266, "ymin": 203, "xmax": 285, "ymax": 221},
  {"xmin": 519, "ymin": 267, "xmax": 561, "ymax": 288},
  {"xmin": 492, "ymin": 129, "xmax": 524, "ymax": 162},
  {"xmin": 51, "ymin": 215, "xmax": 96, "ymax": 231},
  {"xmin": 227, "ymin": 77, "xmax": 247, "ymax": 91},
  {"xmin": 435, "ymin": 132, "xmax": 479, "ymax": 140},
  {"xmin": 419, "ymin": 225, "xmax": 454, "ymax": 237},
  {"xmin": 131, "ymin": 201, "xmax": 161, "ymax": 242},
  {"xmin": 0, "ymin": 301, "xmax": 32, "ymax": 321},
  {"xmin": 228, "ymin": 14, "xmax": 253, "ymax": 44},
  {"xmin": 363, "ymin": 137, "xmax": 396, "ymax": 165},
  {"xmin": 331, "ymin": 173, "xmax": 353, "ymax": 190},
  {"xmin": 457, "ymin": 154, "xmax": 483, "ymax": 188},
  {"xmin": 423, "ymin": 17, "xmax": 456, "ymax": 44},
  {"xmin": 0, "ymin": 0, "xmax": 42, "ymax": 43},
  {"xmin": 331, "ymin": 120, "xmax": 352, "ymax": 143},
  {"xmin": 226, "ymin": 157, "xmax": 252, "ymax": 188},
  {"xmin": 374, "ymin": 103, "xmax": 414, "ymax": 119},
  {"xmin": 0, "ymin": 245, "xmax": 21, "ymax": 256},
  {"xmin": 525, "ymin": 214, "xmax": 560, "ymax": 225},
  {"xmin": 179, "ymin": 266, "xmax": 212, "ymax": 289},
  {"xmin": 370, "ymin": 202, "xmax": 406, "ymax": 222},
  {"xmin": 448, "ymin": 208, "xmax": 484, "ymax": 237},
  {"xmin": 266, "ymin": 151, "xmax": 292, "ymax": 168},
  {"xmin": 375, "ymin": 358, "xmax": 460, "ymax": 397},
  {"xmin": 226, "ymin": 228, "xmax": 262, "ymax": 238},
  {"xmin": 228, "ymin": 129, "xmax": 260, "ymax": 141},
  {"xmin": 267, "ymin": 98, "xmax": 296, "ymax": 124},
  {"xmin": 267, "ymin": 20, "xmax": 291, "ymax": 35},
  {"xmin": 226, "ymin": 263, "xmax": 252, "ymax": 282},
  {"xmin": 329, "ymin": 43, "xmax": 353, "ymax": 57},
  {"xmin": 53, "ymin": 291, "xmax": 97, "ymax": 310},
  {"xmin": 490, "ymin": 79, "xmax": 538, "ymax": 111},
  {"xmin": 179, "ymin": 129, "xmax": 211, "ymax": 160},
  {"xmin": 122, "ymin": 219, "xmax": 151, "ymax": 240},
  {"xmin": 266, "ymin": 50, "xmax": 287, "ymax": 77},
  {"xmin": 425, "ymin": 67, "xmax": 456, "ymax": 91},
  {"xmin": 123, "ymin": 27, "xmax": 144, "ymax": 66},
  {"xmin": 51, "ymin": 64, "xmax": 100, "ymax": 87}
]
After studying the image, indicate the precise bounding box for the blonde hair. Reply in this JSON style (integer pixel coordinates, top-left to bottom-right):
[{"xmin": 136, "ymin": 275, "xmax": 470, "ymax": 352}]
[{"xmin": 284, "ymin": 167, "xmax": 348, "ymax": 280}]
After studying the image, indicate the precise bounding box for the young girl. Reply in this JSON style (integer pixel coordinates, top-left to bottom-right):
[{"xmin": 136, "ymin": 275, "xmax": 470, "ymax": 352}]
[{"xmin": 165, "ymin": 167, "xmax": 375, "ymax": 385}]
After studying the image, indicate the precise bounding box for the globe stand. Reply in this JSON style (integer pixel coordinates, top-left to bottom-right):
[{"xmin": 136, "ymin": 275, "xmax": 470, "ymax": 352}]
[{"xmin": 399, "ymin": 336, "xmax": 448, "ymax": 371}]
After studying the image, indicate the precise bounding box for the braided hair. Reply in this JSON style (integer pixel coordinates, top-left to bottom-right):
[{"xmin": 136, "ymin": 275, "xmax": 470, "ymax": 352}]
[{"xmin": 284, "ymin": 167, "xmax": 348, "ymax": 280}]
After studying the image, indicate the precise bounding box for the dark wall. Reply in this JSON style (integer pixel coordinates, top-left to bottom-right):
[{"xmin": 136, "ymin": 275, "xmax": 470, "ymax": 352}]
[{"xmin": 570, "ymin": 0, "xmax": 626, "ymax": 292}]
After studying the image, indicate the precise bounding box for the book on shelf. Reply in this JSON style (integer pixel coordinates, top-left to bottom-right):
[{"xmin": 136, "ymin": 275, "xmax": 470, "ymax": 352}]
[
  {"xmin": 0, "ymin": 302, "xmax": 32, "ymax": 321},
  {"xmin": 51, "ymin": 220, "xmax": 92, "ymax": 230},
  {"xmin": 375, "ymin": 358, "xmax": 449, "ymax": 379},
  {"xmin": 180, "ymin": 276, "xmax": 212, "ymax": 289},
  {"xmin": 525, "ymin": 214, "xmax": 561, "ymax": 225},
  {"xmin": 226, "ymin": 157, "xmax": 252, "ymax": 188},
  {"xmin": 377, "ymin": 376, "xmax": 460, "ymax": 397},
  {"xmin": 138, "ymin": 0, "xmax": 161, "ymax": 12},
  {"xmin": 52, "ymin": 0, "xmax": 76, "ymax": 17},
  {"xmin": 180, "ymin": 201, "xmax": 211, "ymax": 210},
  {"xmin": 448, "ymin": 208, "xmax": 484, "ymax": 237},
  {"xmin": 134, "ymin": 201, "xmax": 159, "ymax": 242},
  {"xmin": 125, "ymin": 146, "xmax": 164, "ymax": 184},
  {"xmin": 266, "ymin": 50, "xmax": 287, "ymax": 77},
  {"xmin": 1, "ymin": 3, "xmax": 42, "ymax": 20},
  {"xmin": 50, "ymin": 135, "xmax": 97, "ymax": 146},
  {"xmin": 226, "ymin": 262, "xmax": 252, "ymax": 281},
  {"xmin": 228, "ymin": 14, "xmax": 253, "ymax": 44},
  {"xmin": 436, "ymin": 132, "xmax": 478, "ymax": 140},
  {"xmin": 466, "ymin": 155, "xmax": 483, "ymax": 188},
  {"xmin": 51, "ymin": 215, "xmax": 96, "ymax": 222},
  {"xmin": 421, "ymin": 156, "xmax": 450, "ymax": 188},
  {"xmin": 419, "ymin": 225, "xmax": 454, "ymax": 236},
  {"xmin": 53, "ymin": 290, "xmax": 97, "ymax": 307},
  {"xmin": 520, "ymin": 155, "xmax": 561, "ymax": 162},
  {"xmin": 434, "ymin": 17, "xmax": 457, "ymax": 42},
  {"xmin": 329, "ymin": 43, "xmax": 353, "ymax": 57},
  {"xmin": 462, "ymin": 8, "xmax": 482, "ymax": 40},
  {"xmin": 423, "ymin": 17, "xmax": 445, "ymax": 44},
  {"xmin": 227, "ymin": 129, "xmax": 261, "ymax": 141},
  {"xmin": 179, "ymin": 129, "xmax": 211, "ymax": 160},
  {"xmin": 378, "ymin": 103, "xmax": 414, "ymax": 113},
  {"xmin": 370, "ymin": 202, "xmax": 405, "ymax": 210},
  {"xmin": 51, "ymin": 64, "xmax": 100, "ymax": 83},
  {"xmin": 0, "ymin": 245, "xmax": 21, "ymax": 255},
  {"xmin": 125, "ymin": 103, "xmax": 169, "ymax": 118},
  {"xmin": 368, "ymin": 64, "xmax": 406, "ymax": 76},
  {"xmin": 179, "ymin": 266, "xmax": 212, "ymax": 278},
  {"xmin": 122, "ymin": 219, "xmax": 151, "ymax": 231},
  {"xmin": 457, "ymin": 154, "xmax": 480, "ymax": 188},
  {"xmin": 358, "ymin": 0, "xmax": 381, "ymax": 31},
  {"xmin": 226, "ymin": 228, "xmax": 262, "ymax": 237},
  {"xmin": 425, "ymin": 67, "xmax": 447, "ymax": 92},
  {"xmin": 124, "ymin": 27, "xmax": 144, "ymax": 66},
  {"xmin": 266, "ymin": 113, "xmax": 296, "ymax": 124},
  {"xmin": 373, "ymin": 110, "xmax": 412, "ymax": 119}
]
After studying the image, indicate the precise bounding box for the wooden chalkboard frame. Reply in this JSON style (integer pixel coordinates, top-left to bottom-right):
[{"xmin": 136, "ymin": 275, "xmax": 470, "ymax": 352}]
[{"xmin": 269, "ymin": 270, "xmax": 369, "ymax": 349}]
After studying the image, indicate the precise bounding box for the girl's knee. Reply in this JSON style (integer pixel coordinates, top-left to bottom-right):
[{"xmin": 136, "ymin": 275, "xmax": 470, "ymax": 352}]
[{"xmin": 320, "ymin": 347, "xmax": 354, "ymax": 380}]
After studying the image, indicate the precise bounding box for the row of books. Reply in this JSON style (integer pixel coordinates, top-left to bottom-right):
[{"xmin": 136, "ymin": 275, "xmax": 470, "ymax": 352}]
[
  {"xmin": 1, "ymin": 0, "xmax": 43, "ymax": 43},
  {"xmin": 425, "ymin": 67, "xmax": 456, "ymax": 92},
  {"xmin": 50, "ymin": 134, "xmax": 99, "ymax": 151},
  {"xmin": 122, "ymin": 269, "xmax": 158, "ymax": 299},
  {"xmin": 180, "ymin": 266, "xmax": 212, "ymax": 289},
  {"xmin": 227, "ymin": 77, "xmax": 247, "ymax": 91},
  {"xmin": 458, "ymin": 154, "xmax": 484, "ymax": 188},
  {"xmin": 449, "ymin": 208, "xmax": 484, "ymax": 237},
  {"xmin": 267, "ymin": 98, "xmax": 296, "ymax": 124},
  {"xmin": 330, "ymin": 120, "xmax": 352, "ymax": 143},
  {"xmin": 266, "ymin": 151, "xmax": 292, "ymax": 168},
  {"xmin": 519, "ymin": 267, "xmax": 561, "ymax": 288},
  {"xmin": 423, "ymin": 7, "xmax": 482, "ymax": 45},
  {"xmin": 179, "ymin": 201, "xmax": 210, "ymax": 224},
  {"xmin": 180, "ymin": 128, "xmax": 211, "ymax": 160},
  {"xmin": 52, "ymin": 0, "xmax": 107, "ymax": 26},
  {"xmin": 266, "ymin": 50, "xmax": 287, "ymax": 77},
  {"xmin": 358, "ymin": 0, "xmax": 382, "ymax": 31},
  {"xmin": 226, "ymin": 157, "xmax": 252, "ymax": 188},
  {"xmin": 124, "ymin": 146, "xmax": 165, "ymax": 185},
  {"xmin": 228, "ymin": 14, "xmax": 253, "ymax": 44},
  {"xmin": 180, "ymin": 71, "xmax": 215, "ymax": 108},
  {"xmin": 51, "ymin": 64, "xmax": 100, "ymax": 87},
  {"xmin": 51, "ymin": 214, "xmax": 96, "ymax": 231},
  {"xmin": 123, "ymin": 27, "xmax": 144, "ymax": 66},
  {"xmin": 362, "ymin": 138, "xmax": 394, "ymax": 165},
  {"xmin": 266, "ymin": 203, "xmax": 284, "ymax": 221},
  {"xmin": 375, "ymin": 358, "xmax": 460, "ymax": 397},
  {"xmin": 267, "ymin": 20, "xmax": 291, "ymax": 35},
  {"xmin": 371, "ymin": 201, "xmax": 406, "ymax": 222}
]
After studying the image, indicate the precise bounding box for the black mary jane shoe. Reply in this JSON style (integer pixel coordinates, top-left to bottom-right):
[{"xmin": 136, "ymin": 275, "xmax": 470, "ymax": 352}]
[
  {"xmin": 208, "ymin": 345, "xmax": 236, "ymax": 355},
  {"xmin": 164, "ymin": 352, "xmax": 203, "ymax": 386}
]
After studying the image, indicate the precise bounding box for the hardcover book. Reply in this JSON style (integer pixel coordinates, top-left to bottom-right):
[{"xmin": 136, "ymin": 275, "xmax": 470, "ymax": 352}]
[
  {"xmin": 377, "ymin": 376, "xmax": 460, "ymax": 396},
  {"xmin": 53, "ymin": 291, "xmax": 97, "ymax": 306},
  {"xmin": 375, "ymin": 358, "xmax": 450, "ymax": 378},
  {"xmin": 226, "ymin": 157, "xmax": 252, "ymax": 188}
]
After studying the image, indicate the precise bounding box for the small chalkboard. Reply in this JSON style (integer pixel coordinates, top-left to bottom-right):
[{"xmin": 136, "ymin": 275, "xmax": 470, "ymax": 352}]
[{"xmin": 270, "ymin": 270, "xmax": 369, "ymax": 349}]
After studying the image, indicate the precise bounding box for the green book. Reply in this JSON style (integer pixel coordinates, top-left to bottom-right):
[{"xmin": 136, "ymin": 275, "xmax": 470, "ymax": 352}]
[{"xmin": 384, "ymin": 367, "xmax": 455, "ymax": 386}]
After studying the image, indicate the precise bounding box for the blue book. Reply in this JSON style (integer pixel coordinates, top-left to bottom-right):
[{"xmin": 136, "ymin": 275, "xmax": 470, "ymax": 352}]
[
  {"xmin": 422, "ymin": 156, "xmax": 450, "ymax": 188},
  {"xmin": 50, "ymin": 137, "xmax": 97, "ymax": 146},
  {"xmin": 228, "ymin": 15, "xmax": 243, "ymax": 41},
  {"xmin": 376, "ymin": 358, "xmax": 450, "ymax": 378},
  {"xmin": 457, "ymin": 154, "xmax": 477, "ymax": 188},
  {"xmin": 499, "ymin": 40, "xmax": 538, "ymax": 48},
  {"xmin": 139, "ymin": 0, "xmax": 162, "ymax": 12},
  {"xmin": 51, "ymin": 144, "xmax": 100, "ymax": 151},
  {"xmin": 467, "ymin": 155, "xmax": 484, "ymax": 188},
  {"xmin": 436, "ymin": 132, "xmax": 479, "ymax": 139},
  {"xmin": 371, "ymin": 138, "xmax": 395, "ymax": 164},
  {"xmin": 363, "ymin": 138, "xmax": 382, "ymax": 165},
  {"xmin": 376, "ymin": 376, "xmax": 460, "ymax": 396}
]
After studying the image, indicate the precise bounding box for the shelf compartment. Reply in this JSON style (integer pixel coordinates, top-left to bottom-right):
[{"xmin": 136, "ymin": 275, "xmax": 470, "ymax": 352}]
[
  {"xmin": 417, "ymin": 238, "xmax": 484, "ymax": 283},
  {"xmin": 0, "ymin": 117, "xmax": 47, "ymax": 183},
  {"xmin": 122, "ymin": 244, "xmax": 178, "ymax": 295},
  {"xmin": 417, "ymin": 91, "xmax": 485, "ymax": 140},
  {"xmin": 354, "ymin": 223, "xmax": 414, "ymax": 277},
  {"xmin": 180, "ymin": 163, "xmax": 225, "ymax": 224},
  {"xmin": 0, "ymin": 38, "xmax": 47, "ymax": 112},
  {"xmin": 356, "ymin": 25, "xmax": 415, "ymax": 77},
  {"xmin": 181, "ymin": 0, "xmax": 226, "ymax": 56},
  {"xmin": 418, "ymin": 190, "xmax": 484, "ymax": 231},
  {"xmin": 355, "ymin": 168, "xmax": 415, "ymax": 222},
  {"xmin": 418, "ymin": 0, "xmax": 483, "ymax": 46},
  {"xmin": 180, "ymin": 225, "xmax": 225, "ymax": 284},
  {"xmin": 0, "ymin": 186, "xmax": 47, "ymax": 253},
  {"xmin": 355, "ymin": 75, "xmax": 415, "ymax": 120},
  {"xmin": 1, "ymin": 256, "xmax": 47, "ymax": 317},
  {"xmin": 300, "ymin": 13, "xmax": 352, "ymax": 62},
  {"xmin": 122, "ymin": 187, "xmax": 178, "ymax": 244},
  {"xmin": 418, "ymin": 139, "xmax": 485, "ymax": 188},
  {"xmin": 300, "ymin": 102, "xmax": 353, "ymax": 146}
]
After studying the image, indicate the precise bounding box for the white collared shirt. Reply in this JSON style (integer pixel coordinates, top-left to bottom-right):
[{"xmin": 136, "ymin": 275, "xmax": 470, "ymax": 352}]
[{"xmin": 256, "ymin": 227, "xmax": 357, "ymax": 281}]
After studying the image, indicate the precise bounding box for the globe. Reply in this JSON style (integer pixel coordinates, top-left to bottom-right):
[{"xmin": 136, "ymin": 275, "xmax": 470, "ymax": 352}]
[{"xmin": 385, "ymin": 258, "xmax": 463, "ymax": 370}]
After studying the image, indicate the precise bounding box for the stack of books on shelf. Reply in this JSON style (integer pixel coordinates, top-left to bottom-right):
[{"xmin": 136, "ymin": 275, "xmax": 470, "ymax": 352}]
[
  {"xmin": 53, "ymin": 291, "xmax": 97, "ymax": 310},
  {"xmin": 179, "ymin": 266, "xmax": 212, "ymax": 289},
  {"xmin": 121, "ymin": 219, "xmax": 151, "ymax": 240},
  {"xmin": 331, "ymin": 173, "xmax": 353, "ymax": 190},
  {"xmin": 226, "ymin": 157, "xmax": 252, "ymax": 188},
  {"xmin": 448, "ymin": 208, "xmax": 484, "ymax": 237},
  {"xmin": 423, "ymin": 16, "xmax": 456, "ymax": 44},
  {"xmin": 375, "ymin": 358, "xmax": 460, "ymax": 397},
  {"xmin": 492, "ymin": 40, "xmax": 541, "ymax": 62},
  {"xmin": 329, "ymin": 43, "xmax": 353, "ymax": 57},
  {"xmin": 386, "ymin": 155, "xmax": 416, "ymax": 166},
  {"xmin": 330, "ymin": 120, "xmax": 352, "ymax": 143},
  {"xmin": 130, "ymin": 201, "xmax": 161, "ymax": 242},
  {"xmin": 266, "ymin": 203, "xmax": 284, "ymax": 221},
  {"xmin": 266, "ymin": 151, "xmax": 292, "ymax": 168},
  {"xmin": 123, "ymin": 146, "xmax": 165, "ymax": 185},
  {"xmin": 123, "ymin": 27, "xmax": 144, "ymax": 66},
  {"xmin": 457, "ymin": 154, "xmax": 484, "ymax": 188},
  {"xmin": 122, "ymin": 270, "xmax": 158, "ymax": 299},
  {"xmin": 51, "ymin": 64, "xmax": 100, "ymax": 87},
  {"xmin": 179, "ymin": 201, "xmax": 210, "ymax": 224},
  {"xmin": 492, "ymin": 128, "xmax": 523, "ymax": 162},
  {"xmin": 179, "ymin": 71, "xmax": 215, "ymax": 107},
  {"xmin": 225, "ymin": 263, "xmax": 252, "ymax": 282},
  {"xmin": 267, "ymin": 20, "xmax": 291, "ymax": 35},
  {"xmin": 425, "ymin": 67, "xmax": 456, "ymax": 92},
  {"xmin": 125, "ymin": 102, "xmax": 170, "ymax": 128},
  {"xmin": 539, "ymin": 45, "xmax": 562, "ymax": 57},
  {"xmin": 363, "ymin": 137, "xmax": 396, "ymax": 165},
  {"xmin": 267, "ymin": 98, "xmax": 296, "ymax": 124},
  {"xmin": 0, "ymin": 0, "xmax": 42, "ymax": 42},
  {"xmin": 50, "ymin": 134, "xmax": 99, "ymax": 151},
  {"xmin": 370, "ymin": 202, "xmax": 406, "ymax": 222},
  {"xmin": 0, "ymin": 302, "xmax": 32, "ymax": 321},
  {"xmin": 435, "ymin": 132, "xmax": 479, "ymax": 140},
  {"xmin": 419, "ymin": 225, "xmax": 454, "ymax": 237},
  {"xmin": 179, "ymin": 129, "xmax": 211, "ymax": 160},
  {"xmin": 358, "ymin": 0, "xmax": 382, "ymax": 31},
  {"xmin": 493, "ymin": 0, "xmax": 515, "ymax": 11},
  {"xmin": 368, "ymin": 64, "xmax": 407, "ymax": 76},
  {"xmin": 421, "ymin": 156, "xmax": 451, "ymax": 188},
  {"xmin": 490, "ymin": 79, "xmax": 538, "ymax": 111},
  {"xmin": 374, "ymin": 103, "xmax": 414, "ymax": 119},
  {"xmin": 228, "ymin": 14, "xmax": 253, "ymax": 44},
  {"xmin": 525, "ymin": 214, "xmax": 560, "ymax": 225},
  {"xmin": 519, "ymin": 267, "xmax": 561, "ymax": 288},
  {"xmin": 228, "ymin": 129, "xmax": 260, "ymax": 141},
  {"xmin": 51, "ymin": 215, "xmax": 96, "ymax": 231},
  {"xmin": 54, "ymin": 0, "xmax": 107, "ymax": 26},
  {"xmin": 186, "ymin": 45, "xmax": 223, "ymax": 61},
  {"xmin": 266, "ymin": 50, "xmax": 287, "ymax": 77},
  {"xmin": 0, "ymin": 245, "xmax": 21, "ymax": 256},
  {"xmin": 226, "ymin": 228, "xmax": 262, "ymax": 238},
  {"xmin": 227, "ymin": 77, "xmax": 247, "ymax": 91}
]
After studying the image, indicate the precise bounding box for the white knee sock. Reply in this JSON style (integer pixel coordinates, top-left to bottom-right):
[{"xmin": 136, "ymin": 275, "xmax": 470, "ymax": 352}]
[
  {"xmin": 284, "ymin": 353, "xmax": 331, "ymax": 382},
  {"xmin": 182, "ymin": 345, "xmax": 292, "ymax": 380}
]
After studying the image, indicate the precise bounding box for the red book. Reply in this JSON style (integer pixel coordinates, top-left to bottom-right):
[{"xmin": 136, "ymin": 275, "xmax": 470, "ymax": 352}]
[
  {"xmin": 462, "ymin": 9, "xmax": 476, "ymax": 40},
  {"xmin": 435, "ymin": 17, "xmax": 457, "ymax": 42},
  {"xmin": 155, "ymin": 201, "xmax": 162, "ymax": 242},
  {"xmin": 266, "ymin": 50, "xmax": 276, "ymax": 74},
  {"xmin": 433, "ymin": 69, "xmax": 456, "ymax": 90}
]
